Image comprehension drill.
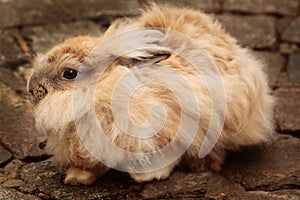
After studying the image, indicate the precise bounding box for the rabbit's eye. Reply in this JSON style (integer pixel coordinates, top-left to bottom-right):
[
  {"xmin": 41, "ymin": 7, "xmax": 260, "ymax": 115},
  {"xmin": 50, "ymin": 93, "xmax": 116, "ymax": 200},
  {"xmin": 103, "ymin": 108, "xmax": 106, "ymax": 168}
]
[{"xmin": 63, "ymin": 68, "xmax": 77, "ymax": 80}]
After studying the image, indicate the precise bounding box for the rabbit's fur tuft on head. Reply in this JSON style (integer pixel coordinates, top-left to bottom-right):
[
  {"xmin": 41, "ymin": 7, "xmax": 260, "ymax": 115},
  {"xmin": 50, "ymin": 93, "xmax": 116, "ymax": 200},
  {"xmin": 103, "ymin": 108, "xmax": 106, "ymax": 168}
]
[{"xmin": 28, "ymin": 5, "xmax": 274, "ymax": 185}]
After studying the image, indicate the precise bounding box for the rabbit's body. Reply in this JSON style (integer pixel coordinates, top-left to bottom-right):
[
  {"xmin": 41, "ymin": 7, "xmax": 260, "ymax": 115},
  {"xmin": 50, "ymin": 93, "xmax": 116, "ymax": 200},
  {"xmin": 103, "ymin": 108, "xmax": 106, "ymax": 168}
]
[{"xmin": 29, "ymin": 6, "xmax": 274, "ymax": 185}]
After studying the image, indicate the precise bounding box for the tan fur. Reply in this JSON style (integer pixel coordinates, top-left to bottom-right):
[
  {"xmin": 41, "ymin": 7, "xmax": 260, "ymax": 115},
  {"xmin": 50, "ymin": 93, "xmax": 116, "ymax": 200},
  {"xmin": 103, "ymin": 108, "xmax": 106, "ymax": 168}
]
[{"xmin": 29, "ymin": 5, "xmax": 274, "ymax": 184}]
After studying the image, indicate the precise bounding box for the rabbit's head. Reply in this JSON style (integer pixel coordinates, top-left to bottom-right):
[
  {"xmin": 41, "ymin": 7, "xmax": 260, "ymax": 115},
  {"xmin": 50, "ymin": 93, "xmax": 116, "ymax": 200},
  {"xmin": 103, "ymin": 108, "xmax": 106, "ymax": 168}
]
[{"xmin": 28, "ymin": 29, "xmax": 170, "ymax": 142}]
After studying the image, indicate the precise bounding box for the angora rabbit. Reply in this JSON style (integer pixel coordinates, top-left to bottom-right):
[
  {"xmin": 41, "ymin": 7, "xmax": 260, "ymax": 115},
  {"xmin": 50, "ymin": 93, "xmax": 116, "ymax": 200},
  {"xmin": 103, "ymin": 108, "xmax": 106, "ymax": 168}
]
[{"xmin": 28, "ymin": 5, "xmax": 274, "ymax": 185}]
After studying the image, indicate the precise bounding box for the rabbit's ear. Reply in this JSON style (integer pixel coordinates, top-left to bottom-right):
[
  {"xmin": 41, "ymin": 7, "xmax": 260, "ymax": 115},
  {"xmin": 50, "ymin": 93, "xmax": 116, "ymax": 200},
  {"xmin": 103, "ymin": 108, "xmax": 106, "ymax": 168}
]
[
  {"xmin": 121, "ymin": 30, "xmax": 170, "ymax": 61},
  {"xmin": 117, "ymin": 30, "xmax": 171, "ymax": 66},
  {"xmin": 104, "ymin": 29, "xmax": 171, "ymax": 65}
]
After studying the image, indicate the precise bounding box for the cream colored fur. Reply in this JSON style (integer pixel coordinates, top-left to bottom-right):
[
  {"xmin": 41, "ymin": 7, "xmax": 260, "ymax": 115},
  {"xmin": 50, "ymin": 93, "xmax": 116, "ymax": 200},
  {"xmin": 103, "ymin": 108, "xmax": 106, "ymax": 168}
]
[{"xmin": 29, "ymin": 5, "xmax": 274, "ymax": 184}]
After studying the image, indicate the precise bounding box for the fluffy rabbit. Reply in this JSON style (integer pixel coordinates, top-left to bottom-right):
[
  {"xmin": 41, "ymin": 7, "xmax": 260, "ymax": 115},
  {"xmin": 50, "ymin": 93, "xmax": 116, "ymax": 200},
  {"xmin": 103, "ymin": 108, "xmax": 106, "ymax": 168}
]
[{"xmin": 28, "ymin": 5, "xmax": 274, "ymax": 185}]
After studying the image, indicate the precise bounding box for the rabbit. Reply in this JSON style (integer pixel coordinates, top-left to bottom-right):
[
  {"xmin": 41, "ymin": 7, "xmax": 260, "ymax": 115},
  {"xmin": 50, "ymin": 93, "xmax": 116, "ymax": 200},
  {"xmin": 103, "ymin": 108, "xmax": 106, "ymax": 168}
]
[{"xmin": 28, "ymin": 5, "xmax": 274, "ymax": 185}]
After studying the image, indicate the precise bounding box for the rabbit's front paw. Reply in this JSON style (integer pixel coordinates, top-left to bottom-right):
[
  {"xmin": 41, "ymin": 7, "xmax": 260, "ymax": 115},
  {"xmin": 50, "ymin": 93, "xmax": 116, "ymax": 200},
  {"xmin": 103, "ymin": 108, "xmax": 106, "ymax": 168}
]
[
  {"xmin": 64, "ymin": 167, "xmax": 96, "ymax": 185},
  {"xmin": 130, "ymin": 165, "xmax": 174, "ymax": 183}
]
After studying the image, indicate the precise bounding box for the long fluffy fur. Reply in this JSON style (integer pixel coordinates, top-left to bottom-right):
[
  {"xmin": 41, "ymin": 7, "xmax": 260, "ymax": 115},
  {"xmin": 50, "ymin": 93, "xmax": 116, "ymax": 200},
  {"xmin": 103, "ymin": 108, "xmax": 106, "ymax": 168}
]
[{"xmin": 31, "ymin": 5, "xmax": 274, "ymax": 184}]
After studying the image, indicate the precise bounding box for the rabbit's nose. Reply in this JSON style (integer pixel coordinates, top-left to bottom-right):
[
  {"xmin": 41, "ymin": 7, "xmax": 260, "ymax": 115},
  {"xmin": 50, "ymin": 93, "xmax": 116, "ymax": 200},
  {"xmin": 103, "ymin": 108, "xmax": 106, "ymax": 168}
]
[
  {"xmin": 29, "ymin": 84, "xmax": 48, "ymax": 104},
  {"xmin": 35, "ymin": 85, "xmax": 48, "ymax": 103}
]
